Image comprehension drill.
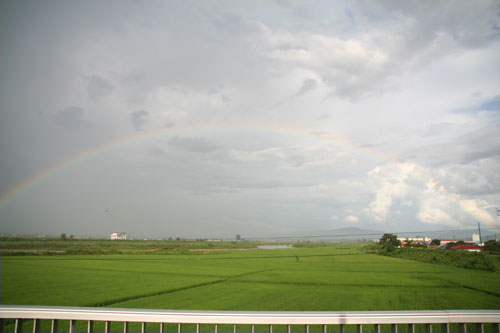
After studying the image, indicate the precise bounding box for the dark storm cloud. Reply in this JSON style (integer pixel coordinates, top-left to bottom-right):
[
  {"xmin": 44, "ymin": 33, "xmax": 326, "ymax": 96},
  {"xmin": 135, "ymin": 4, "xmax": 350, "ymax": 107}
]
[
  {"xmin": 53, "ymin": 106, "xmax": 90, "ymax": 129},
  {"xmin": 84, "ymin": 75, "xmax": 114, "ymax": 100},
  {"xmin": 130, "ymin": 110, "xmax": 149, "ymax": 131}
]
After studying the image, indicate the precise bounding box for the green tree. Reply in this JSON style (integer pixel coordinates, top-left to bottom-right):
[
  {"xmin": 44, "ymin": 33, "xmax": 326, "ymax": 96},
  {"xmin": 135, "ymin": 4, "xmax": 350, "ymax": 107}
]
[
  {"xmin": 379, "ymin": 233, "xmax": 401, "ymax": 253},
  {"xmin": 379, "ymin": 233, "xmax": 401, "ymax": 247},
  {"xmin": 60, "ymin": 233, "xmax": 67, "ymax": 241},
  {"xmin": 483, "ymin": 240, "xmax": 500, "ymax": 253},
  {"xmin": 431, "ymin": 239, "xmax": 440, "ymax": 245},
  {"xmin": 445, "ymin": 242, "xmax": 456, "ymax": 250},
  {"xmin": 236, "ymin": 234, "xmax": 241, "ymax": 241}
]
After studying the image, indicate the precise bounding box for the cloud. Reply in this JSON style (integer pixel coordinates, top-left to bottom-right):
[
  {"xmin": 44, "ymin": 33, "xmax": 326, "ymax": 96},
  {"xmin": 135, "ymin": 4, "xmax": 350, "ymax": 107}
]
[
  {"xmin": 344, "ymin": 215, "xmax": 359, "ymax": 223},
  {"xmin": 368, "ymin": 191, "xmax": 393, "ymax": 223},
  {"xmin": 84, "ymin": 75, "xmax": 114, "ymax": 101},
  {"xmin": 260, "ymin": 1, "xmax": 499, "ymax": 100},
  {"xmin": 1, "ymin": 1, "xmax": 499, "ymax": 238},
  {"xmin": 267, "ymin": 33, "xmax": 390, "ymax": 100},
  {"xmin": 169, "ymin": 136, "xmax": 222, "ymax": 153},
  {"xmin": 408, "ymin": 125, "xmax": 500, "ymax": 166},
  {"xmin": 53, "ymin": 106, "xmax": 90, "ymax": 129},
  {"xmin": 297, "ymin": 78, "xmax": 318, "ymax": 95},
  {"xmin": 130, "ymin": 110, "xmax": 149, "ymax": 131},
  {"xmin": 459, "ymin": 199, "xmax": 498, "ymax": 226},
  {"xmin": 416, "ymin": 202, "xmax": 458, "ymax": 227},
  {"xmin": 436, "ymin": 158, "xmax": 500, "ymax": 196},
  {"xmin": 364, "ymin": 157, "xmax": 499, "ymax": 229},
  {"xmin": 365, "ymin": 164, "xmax": 414, "ymax": 222}
]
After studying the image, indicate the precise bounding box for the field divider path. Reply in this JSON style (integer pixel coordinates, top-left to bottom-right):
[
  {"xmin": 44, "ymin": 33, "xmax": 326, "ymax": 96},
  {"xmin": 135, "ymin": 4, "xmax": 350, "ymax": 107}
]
[
  {"xmin": 426, "ymin": 275, "xmax": 500, "ymax": 297},
  {"xmin": 91, "ymin": 269, "xmax": 277, "ymax": 308},
  {"xmin": 228, "ymin": 279, "xmax": 462, "ymax": 289}
]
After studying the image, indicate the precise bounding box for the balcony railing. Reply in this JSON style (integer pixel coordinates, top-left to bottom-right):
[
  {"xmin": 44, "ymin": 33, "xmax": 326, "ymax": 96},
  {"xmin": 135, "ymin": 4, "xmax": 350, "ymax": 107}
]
[{"xmin": 0, "ymin": 306, "xmax": 499, "ymax": 333}]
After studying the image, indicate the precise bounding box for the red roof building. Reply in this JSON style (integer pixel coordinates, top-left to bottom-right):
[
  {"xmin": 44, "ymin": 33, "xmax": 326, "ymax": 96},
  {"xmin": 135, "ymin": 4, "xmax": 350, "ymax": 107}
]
[{"xmin": 452, "ymin": 244, "xmax": 482, "ymax": 252}]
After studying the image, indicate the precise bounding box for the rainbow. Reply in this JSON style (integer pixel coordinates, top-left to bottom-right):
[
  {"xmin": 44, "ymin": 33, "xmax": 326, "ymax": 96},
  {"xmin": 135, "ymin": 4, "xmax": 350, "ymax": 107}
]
[{"xmin": 1, "ymin": 123, "xmax": 498, "ymax": 232}]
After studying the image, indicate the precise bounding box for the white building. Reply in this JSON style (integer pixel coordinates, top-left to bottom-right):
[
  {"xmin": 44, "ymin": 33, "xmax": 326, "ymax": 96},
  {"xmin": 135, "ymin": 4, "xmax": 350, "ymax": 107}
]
[
  {"xmin": 440, "ymin": 240, "xmax": 458, "ymax": 246},
  {"xmin": 111, "ymin": 232, "xmax": 127, "ymax": 240},
  {"xmin": 398, "ymin": 237, "xmax": 431, "ymax": 243},
  {"xmin": 472, "ymin": 234, "xmax": 480, "ymax": 243}
]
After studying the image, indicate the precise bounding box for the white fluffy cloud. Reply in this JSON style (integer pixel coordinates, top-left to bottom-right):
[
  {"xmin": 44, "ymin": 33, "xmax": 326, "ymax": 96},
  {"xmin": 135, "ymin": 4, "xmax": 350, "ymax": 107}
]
[{"xmin": 365, "ymin": 158, "xmax": 499, "ymax": 230}]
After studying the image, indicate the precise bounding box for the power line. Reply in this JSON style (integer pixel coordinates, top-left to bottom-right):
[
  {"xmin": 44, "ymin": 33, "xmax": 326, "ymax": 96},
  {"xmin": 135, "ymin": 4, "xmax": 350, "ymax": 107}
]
[{"xmin": 243, "ymin": 227, "xmax": 500, "ymax": 240}]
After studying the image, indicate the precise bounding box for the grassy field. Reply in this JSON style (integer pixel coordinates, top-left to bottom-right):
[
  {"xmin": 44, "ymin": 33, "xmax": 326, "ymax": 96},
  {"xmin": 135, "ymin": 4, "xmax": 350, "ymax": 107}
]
[
  {"xmin": 0, "ymin": 237, "xmax": 269, "ymax": 255},
  {"xmin": 1, "ymin": 243, "xmax": 499, "ymax": 332},
  {"xmin": 2, "ymin": 243, "xmax": 498, "ymax": 310}
]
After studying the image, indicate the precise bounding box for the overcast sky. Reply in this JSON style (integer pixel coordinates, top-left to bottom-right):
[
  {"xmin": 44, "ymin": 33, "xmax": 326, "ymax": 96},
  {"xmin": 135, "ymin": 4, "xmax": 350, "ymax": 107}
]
[{"xmin": 1, "ymin": 0, "xmax": 499, "ymax": 239}]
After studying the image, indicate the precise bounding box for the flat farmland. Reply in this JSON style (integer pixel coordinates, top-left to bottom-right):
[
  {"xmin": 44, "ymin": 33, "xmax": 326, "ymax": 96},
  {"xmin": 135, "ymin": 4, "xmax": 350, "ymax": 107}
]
[{"xmin": 1, "ymin": 244, "xmax": 498, "ymax": 311}]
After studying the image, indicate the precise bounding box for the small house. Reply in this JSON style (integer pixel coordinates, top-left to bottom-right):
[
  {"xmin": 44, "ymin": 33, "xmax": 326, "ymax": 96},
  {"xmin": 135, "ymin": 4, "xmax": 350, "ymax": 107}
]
[{"xmin": 111, "ymin": 232, "xmax": 127, "ymax": 240}]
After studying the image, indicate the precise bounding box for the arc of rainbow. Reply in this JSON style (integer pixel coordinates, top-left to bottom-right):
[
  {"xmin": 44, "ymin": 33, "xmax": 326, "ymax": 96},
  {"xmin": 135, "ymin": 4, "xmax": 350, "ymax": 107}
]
[{"xmin": 0, "ymin": 123, "xmax": 498, "ymax": 233}]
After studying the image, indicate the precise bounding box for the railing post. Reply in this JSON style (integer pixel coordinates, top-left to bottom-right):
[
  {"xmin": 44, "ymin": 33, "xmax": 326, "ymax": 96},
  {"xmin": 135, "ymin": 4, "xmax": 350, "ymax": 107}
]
[
  {"xmin": 88, "ymin": 320, "xmax": 94, "ymax": 333},
  {"xmin": 323, "ymin": 324, "xmax": 328, "ymax": 333},
  {"xmin": 233, "ymin": 323, "xmax": 236, "ymax": 333},
  {"xmin": 105, "ymin": 321, "xmax": 111, "ymax": 333},
  {"xmin": 15, "ymin": 319, "xmax": 23, "ymax": 333},
  {"xmin": 441, "ymin": 323, "xmax": 449, "ymax": 333},
  {"xmin": 123, "ymin": 321, "xmax": 128, "ymax": 333},
  {"xmin": 177, "ymin": 323, "xmax": 181, "ymax": 333},
  {"xmin": 459, "ymin": 323, "xmax": 467, "ymax": 333},
  {"xmin": 160, "ymin": 323, "xmax": 165, "ymax": 333},
  {"xmin": 409, "ymin": 324, "xmax": 415, "ymax": 333},
  {"xmin": 33, "ymin": 318, "xmax": 41, "ymax": 333},
  {"xmin": 357, "ymin": 324, "xmax": 363, "ymax": 333},
  {"xmin": 141, "ymin": 322, "xmax": 147, "ymax": 333},
  {"xmin": 69, "ymin": 320, "xmax": 76, "ymax": 333},
  {"xmin": 340, "ymin": 324, "xmax": 345, "ymax": 333},
  {"xmin": 51, "ymin": 319, "xmax": 59, "ymax": 333},
  {"xmin": 215, "ymin": 323, "xmax": 218, "ymax": 333},
  {"xmin": 391, "ymin": 324, "xmax": 398, "ymax": 333},
  {"xmin": 375, "ymin": 324, "xmax": 381, "ymax": 333},
  {"xmin": 306, "ymin": 324, "xmax": 309, "ymax": 333},
  {"xmin": 426, "ymin": 324, "xmax": 433, "ymax": 333}
]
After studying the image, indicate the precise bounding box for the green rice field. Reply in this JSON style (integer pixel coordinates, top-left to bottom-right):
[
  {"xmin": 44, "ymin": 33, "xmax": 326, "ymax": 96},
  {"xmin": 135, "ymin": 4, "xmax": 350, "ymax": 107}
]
[{"xmin": 1, "ymin": 243, "xmax": 499, "ymax": 332}]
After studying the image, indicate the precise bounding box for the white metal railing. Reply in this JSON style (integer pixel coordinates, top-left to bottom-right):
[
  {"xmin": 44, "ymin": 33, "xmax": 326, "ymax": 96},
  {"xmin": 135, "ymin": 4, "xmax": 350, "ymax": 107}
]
[{"xmin": 0, "ymin": 306, "xmax": 499, "ymax": 333}]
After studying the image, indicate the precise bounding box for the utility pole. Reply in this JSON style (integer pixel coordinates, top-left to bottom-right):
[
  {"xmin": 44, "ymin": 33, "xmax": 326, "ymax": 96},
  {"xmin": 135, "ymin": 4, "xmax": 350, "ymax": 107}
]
[
  {"xmin": 477, "ymin": 222, "xmax": 482, "ymax": 245},
  {"xmin": 496, "ymin": 208, "xmax": 500, "ymax": 241}
]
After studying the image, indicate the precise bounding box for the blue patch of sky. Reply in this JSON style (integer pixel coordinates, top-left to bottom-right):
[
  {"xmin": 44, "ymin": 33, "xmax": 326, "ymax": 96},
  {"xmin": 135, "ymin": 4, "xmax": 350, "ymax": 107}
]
[
  {"xmin": 479, "ymin": 96, "xmax": 499, "ymax": 111},
  {"xmin": 454, "ymin": 95, "xmax": 499, "ymax": 114},
  {"xmin": 344, "ymin": 7, "xmax": 356, "ymax": 26}
]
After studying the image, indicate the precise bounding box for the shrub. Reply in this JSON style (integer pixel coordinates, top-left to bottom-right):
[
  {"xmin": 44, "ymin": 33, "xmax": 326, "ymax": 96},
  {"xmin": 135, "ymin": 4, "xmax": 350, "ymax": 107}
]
[{"xmin": 483, "ymin": 240, "xmax": 500, "ymax": 253}]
